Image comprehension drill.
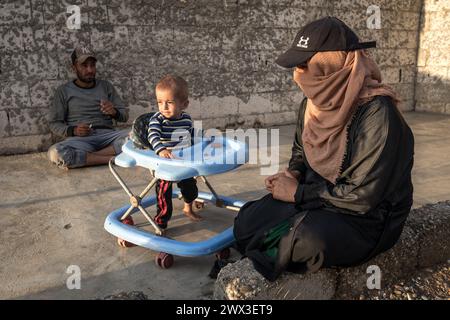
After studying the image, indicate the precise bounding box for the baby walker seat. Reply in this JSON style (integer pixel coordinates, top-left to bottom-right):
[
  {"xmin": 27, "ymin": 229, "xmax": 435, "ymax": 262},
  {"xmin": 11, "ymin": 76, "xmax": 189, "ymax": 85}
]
[{"xmin": 104, "ymin": 113, "xmax": 249, "ymax": 268}]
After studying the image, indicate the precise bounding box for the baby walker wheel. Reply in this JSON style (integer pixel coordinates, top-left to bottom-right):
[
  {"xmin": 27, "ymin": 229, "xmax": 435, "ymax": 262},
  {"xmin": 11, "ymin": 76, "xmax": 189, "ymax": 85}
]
[
  {"xmin": 194, "ymin": 200, "xmax": 205, "ymax": 211},
  {"xmin": 117, "ymin": 216, "xmax": 136, "ymax": 248},
  {"xmin": 155, "ymin": 252, "xmax": 174, "ymax": 269},
  {"xmin": 215, "ymin": 247, "xmax": 230, "ymax": 260}
]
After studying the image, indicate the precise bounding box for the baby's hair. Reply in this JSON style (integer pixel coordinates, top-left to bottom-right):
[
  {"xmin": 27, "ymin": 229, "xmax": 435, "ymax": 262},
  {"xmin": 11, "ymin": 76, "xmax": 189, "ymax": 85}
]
[{"xmin": 156, "ymin": 75, "xmax": 189, "ymax": 102}]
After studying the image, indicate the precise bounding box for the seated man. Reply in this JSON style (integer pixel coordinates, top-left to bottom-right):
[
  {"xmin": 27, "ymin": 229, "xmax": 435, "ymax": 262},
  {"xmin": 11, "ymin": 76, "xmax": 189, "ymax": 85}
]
[{"xmin": 47, "ymin": 45, "xmax": 129, "ymax": 169}]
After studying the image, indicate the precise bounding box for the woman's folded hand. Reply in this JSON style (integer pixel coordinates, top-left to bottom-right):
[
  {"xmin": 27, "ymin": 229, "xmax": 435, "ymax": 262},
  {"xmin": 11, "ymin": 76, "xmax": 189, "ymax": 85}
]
[
  {"xmin": 270, "ymin": 173, "xmax": 299, "ymax": 203},
  {"xmin": 265, "ymin": 172, "xmax": 285, "ymax": 192},
  {"xmin": 265, "ymin": 169, "xmax": 301, "ymax": 193}
]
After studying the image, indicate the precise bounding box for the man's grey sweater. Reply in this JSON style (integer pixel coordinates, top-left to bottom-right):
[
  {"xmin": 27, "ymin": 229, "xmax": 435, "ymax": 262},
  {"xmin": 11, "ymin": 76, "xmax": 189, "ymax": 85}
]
[{"xmin": 48, "ymin": 79, "xmax": 129, "ymax": 138}]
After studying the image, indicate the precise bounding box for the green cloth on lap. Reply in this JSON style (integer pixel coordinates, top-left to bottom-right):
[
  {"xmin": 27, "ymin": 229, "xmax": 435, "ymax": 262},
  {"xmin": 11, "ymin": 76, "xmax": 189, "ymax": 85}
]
[{"xmin": 262, "ymin": 220, "xmax": 291, "ymax": 259}]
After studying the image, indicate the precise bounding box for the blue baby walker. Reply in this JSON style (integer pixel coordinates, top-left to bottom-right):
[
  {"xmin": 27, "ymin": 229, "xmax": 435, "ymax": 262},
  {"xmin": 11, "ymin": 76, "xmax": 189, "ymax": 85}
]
[{"xmin": 104, "ymin": 114, "xmax": 249, "ymax": 269}]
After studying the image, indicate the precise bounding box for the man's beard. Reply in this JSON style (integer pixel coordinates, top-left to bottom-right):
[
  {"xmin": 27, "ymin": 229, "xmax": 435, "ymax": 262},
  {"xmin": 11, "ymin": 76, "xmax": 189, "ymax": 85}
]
[{"xmin": 76, "ymin": 71, "xmax": 96, "ymax": 83}]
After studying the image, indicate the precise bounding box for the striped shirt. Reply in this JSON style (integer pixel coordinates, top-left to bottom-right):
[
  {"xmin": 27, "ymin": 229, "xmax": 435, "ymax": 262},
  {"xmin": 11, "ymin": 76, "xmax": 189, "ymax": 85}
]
[{"xmin": 147, "ymin": 112, "xmax": 193, "ymax": 154}]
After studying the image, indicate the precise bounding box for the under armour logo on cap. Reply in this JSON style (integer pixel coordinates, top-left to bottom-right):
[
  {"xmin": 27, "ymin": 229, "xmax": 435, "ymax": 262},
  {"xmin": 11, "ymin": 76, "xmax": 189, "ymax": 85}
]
[{"xmin": 297, "ymin": 36, "xmax": 309, "ymax": 48}]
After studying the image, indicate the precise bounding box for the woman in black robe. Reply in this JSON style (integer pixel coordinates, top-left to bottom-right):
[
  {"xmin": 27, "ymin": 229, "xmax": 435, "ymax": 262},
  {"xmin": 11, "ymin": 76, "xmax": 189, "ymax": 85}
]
[{"xmin": 233, "ymin": 17, "xmax": 414, "ymax": 281}]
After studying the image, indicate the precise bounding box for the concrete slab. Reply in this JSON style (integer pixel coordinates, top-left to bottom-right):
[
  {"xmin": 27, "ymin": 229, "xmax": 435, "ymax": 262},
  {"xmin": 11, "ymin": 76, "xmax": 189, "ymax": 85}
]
[{"xmin": 0, "ymin": 111, "xmax": 449, "ymax": 299}]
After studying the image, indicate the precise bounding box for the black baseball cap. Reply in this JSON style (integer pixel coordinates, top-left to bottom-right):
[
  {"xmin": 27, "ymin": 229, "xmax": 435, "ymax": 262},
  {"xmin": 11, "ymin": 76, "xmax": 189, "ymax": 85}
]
[{"xmin": 275, "ymin": 16, "xmax": 376, "ymax": 68}]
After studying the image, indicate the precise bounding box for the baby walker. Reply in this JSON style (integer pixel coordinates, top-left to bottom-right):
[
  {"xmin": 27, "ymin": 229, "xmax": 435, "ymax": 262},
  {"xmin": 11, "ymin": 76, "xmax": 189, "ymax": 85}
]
[{"xmin": 104, "ymin": 114, "xmax": 249, "ymax": 269}]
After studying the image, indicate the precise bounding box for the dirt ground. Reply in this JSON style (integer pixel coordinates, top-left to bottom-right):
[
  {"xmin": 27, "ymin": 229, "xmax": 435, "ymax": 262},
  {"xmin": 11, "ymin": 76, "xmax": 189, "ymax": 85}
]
[{"xmin": 1, "ymin": 112, "xmax": 450, "ymax": 299}]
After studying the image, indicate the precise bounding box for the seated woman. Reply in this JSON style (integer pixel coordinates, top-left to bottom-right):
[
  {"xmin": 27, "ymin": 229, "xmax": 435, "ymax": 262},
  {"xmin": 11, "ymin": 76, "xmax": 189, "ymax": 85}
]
[{"xmin": 233, "ymin": 17, "xmax": 415, "ymax": 281}]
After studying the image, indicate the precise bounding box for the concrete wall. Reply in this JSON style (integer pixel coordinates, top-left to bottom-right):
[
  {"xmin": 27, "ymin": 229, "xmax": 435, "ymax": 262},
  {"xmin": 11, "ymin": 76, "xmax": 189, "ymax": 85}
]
[
  {"xmin": 0, "ymin": 0, "xmax": 425, "ymax": 154},
  {"xmin": 415, "ymin": 0, "xmax": 450, "ymax": 114}
]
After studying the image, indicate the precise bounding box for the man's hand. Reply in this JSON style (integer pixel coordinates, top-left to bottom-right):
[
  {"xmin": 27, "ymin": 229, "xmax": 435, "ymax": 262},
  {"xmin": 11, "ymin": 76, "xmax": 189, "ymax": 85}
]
[
  {"xmin": 74, "ymin": 123, "xmax": 92, "ymax": 137},
  {"xmin": 158, "ymin": 149, "xmax": 174, "ymax": 159},
  {"xmin": 271, "ymin": 174, "xmax": 299, "ymax": 203},
  {"xmin": 265, "ymin": 169, "xmax": 300, "ymax": 193},
  {"xmin": 100, "ymin": 99, "xmax": 117, "ymax": 117}
]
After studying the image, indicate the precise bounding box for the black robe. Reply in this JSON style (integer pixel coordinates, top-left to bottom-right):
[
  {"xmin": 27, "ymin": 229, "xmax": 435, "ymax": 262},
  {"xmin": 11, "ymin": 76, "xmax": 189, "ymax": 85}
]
[{"xmin": 233, "ymin": 95, "xmax": 415, "ymax": 281}]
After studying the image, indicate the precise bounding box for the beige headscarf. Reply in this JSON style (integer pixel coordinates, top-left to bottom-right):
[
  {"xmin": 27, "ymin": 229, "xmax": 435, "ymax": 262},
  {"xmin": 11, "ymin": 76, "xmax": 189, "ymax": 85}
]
[{"xmin": 293, "ymin": 49, "xmax": 399, "ymax": 184}]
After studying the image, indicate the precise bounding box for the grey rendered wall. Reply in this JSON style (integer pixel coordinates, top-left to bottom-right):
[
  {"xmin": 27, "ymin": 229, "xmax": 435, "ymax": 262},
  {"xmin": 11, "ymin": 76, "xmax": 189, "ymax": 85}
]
[
  {"xmin": 415, "ymin": 0, "xmax": 450, "ymax": 114},
  {"xmin": 0, "ymin": 0, "xmax": 423, "ymax": 154}
]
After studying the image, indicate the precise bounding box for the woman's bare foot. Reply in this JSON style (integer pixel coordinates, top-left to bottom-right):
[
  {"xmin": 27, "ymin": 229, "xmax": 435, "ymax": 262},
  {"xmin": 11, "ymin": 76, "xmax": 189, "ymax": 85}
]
[{"xmin": 183, "ymin": 203, "xmax": 203, "ymax": 221}]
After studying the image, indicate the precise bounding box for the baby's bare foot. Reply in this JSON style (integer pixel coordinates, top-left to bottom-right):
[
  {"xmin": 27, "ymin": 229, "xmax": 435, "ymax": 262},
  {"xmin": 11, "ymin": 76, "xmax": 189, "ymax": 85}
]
[{"xmin": 183, "ymin": 208, "xmax": 203, "ymax": 221}]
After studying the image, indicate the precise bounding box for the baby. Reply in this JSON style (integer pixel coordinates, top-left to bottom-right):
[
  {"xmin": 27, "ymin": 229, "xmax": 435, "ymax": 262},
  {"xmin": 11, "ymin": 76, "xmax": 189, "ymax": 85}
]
[{"xmin": 147, "ymin": 75, "xmax": 202, "ymax": 230}]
